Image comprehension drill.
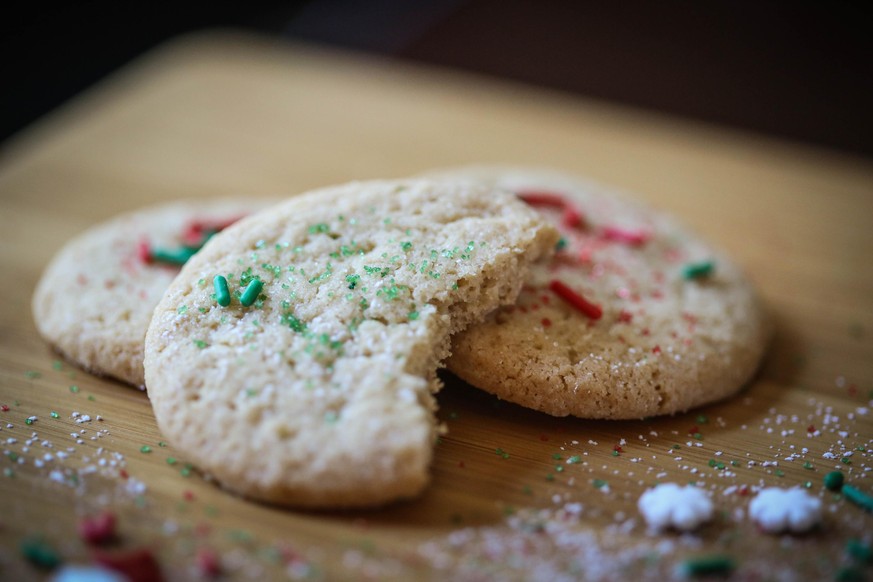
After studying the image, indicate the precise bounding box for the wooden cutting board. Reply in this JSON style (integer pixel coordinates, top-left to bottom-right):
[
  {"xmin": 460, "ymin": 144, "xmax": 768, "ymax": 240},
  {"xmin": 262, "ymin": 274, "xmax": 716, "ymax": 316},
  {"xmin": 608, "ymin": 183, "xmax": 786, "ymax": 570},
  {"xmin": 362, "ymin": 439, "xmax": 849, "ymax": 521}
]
[{"xmin": 1, "ymin": 31, "xmax": 871, "ymax": 580}]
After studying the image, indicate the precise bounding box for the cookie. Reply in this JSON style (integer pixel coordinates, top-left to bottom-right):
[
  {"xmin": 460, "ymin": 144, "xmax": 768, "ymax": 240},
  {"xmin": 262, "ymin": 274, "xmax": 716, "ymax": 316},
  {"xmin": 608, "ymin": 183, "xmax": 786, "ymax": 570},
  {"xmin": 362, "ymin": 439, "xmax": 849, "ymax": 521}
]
[
  {"xmin": 425, "ymin": 166, "xmax": 769, "ymax": 419},
  {"xmin": 32, "ymin": 199, "xmax": 271, "ymax": 387},
  {"xmin": 143, "ymin": 179, "xmax": 557, "ymax": 507}
]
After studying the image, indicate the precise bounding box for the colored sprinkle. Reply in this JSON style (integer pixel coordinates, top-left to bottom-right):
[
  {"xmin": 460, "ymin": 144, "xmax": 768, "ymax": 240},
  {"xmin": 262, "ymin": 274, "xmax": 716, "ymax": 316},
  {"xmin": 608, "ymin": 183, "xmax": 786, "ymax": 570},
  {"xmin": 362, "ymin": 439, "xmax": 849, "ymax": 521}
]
[
  {"xmin": 602, "ymin": 226, "xmax": 649, "ymax": 246},
  {"xmin": 50, "ymin": 411, "xmax": 59, "ymax": 419},
  {"xmin": 239, "ymin": 279, "xmax": 264, "ymax": 307},
  {"xmin": 3, "ymin": 467, "xmax": 13, "ymax": 478},
  {"xmin": 803, "ymin": 461, "xmax": 814, "ymax": 470},
  {"xmin": 20, "ymin": 538, "xmax": 61, "ymax": 569},
  {"xmin": 140, "ymin": 445, "xmax": 152, "ymax": 454},
  {"xmin": 52, "ymin": 360, "xmax": 63, "ymax": 370},
  {"xmin": 408, "ymin": 311, "xmax": 419, "ymax": 321},
  {"xmin": 0, "ymin": 404, "xmax": 8, "ymax": 412},
  {"xmin": 847, "ymin": 539, "xmax": 873, "ymax": 564},
  {"xmin": 549, "ymin": 279, "xmax": 602, "ymax": 320},
  {"xmin": 683, "ymin": 261, "xmax": 715, "ymax": 280},
  {"xmin": 561, "ymin": 206, "xmax": 585, "ymax": 229},
  {"xmin": 517, "ymin": 190, "xmax": 566, "ymax": 208},
  {"xmin": 213, "ymin": 275, "xmax": 231, "ymax": 307},
  {"xmin": 150, "ymin": 246, "xmax": 197, "ymax": 265},
  {"xmin": 679, "ymin": 555, "xmax": 735, "ymax": 577},
  {"xmin": 842, "ymin": 484, "xmax": 873, "ymax": 512},
  {"xmin": 593, "ymin": 479, "xmax": 608, "ymax": 489},
  {"xmin": 69, "ymin": 385, "xmax": 79, "ymax": 393},
  {"xmin": 25, "ymin": 417, "xmax": 34, "ymax": 425},
  {"xmin": 24, "ymin": 370, "xmax": 41, "ymax": 379},
  {"xmin": 77, "ymin": 512, "xmax": 117, "ymax": 545},
  {"xmin": 824, "ymin": 471, "xmax": 845, "ymax": 491},
  {"xmin": 166, "ymin": 457, "xmax": 177, "ymax": 465},
  {"xmin": 193, "ymin": 340, "xmax": 209, "ymax": 349},
  {"xmin": 495, "ymin": 448, "xmax": 510, "ymax": 459}
]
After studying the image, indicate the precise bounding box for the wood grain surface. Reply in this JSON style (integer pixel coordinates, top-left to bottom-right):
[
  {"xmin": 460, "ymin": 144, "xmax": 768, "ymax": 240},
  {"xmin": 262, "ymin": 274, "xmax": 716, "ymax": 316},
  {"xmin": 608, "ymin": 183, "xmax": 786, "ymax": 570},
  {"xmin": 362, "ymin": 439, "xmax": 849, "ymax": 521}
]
[{"xmin": 1, "ymin": 32, "xmax": 872, "ymax": 580}]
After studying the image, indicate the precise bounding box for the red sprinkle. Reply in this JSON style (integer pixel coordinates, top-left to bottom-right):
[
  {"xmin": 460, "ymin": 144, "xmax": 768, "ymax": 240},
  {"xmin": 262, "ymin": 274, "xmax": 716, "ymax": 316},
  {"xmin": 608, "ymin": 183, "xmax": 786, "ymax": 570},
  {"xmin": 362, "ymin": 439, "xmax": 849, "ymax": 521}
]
[
  {"xmin": 561, "ymin": 206, "xmax": 585, "ymax": 229},
  {"xmin": 78, "ymin": 512, "xmax": 117, "ymax": 545},
  {"xmin": 93, "ymin": 548, "xmax": 164, "ymax": 582},
  {"xmin": 182, "ymin": 490, "xmax": 195, "ymax": 502},
  {"xmin": 541, "ymin": 318, "xmax": 552, "ymax": 328},
  {"xmin": 549, "ymin": 280, "xmax": 602, "ymax": 320},
  {"xmin": 613, "ymin": 445, "xmax": 623, "ymax": 453},
  {"xmin": 516, "ymin": 190, "xmax": 567, "ymax": 208},
  {"xmin": 195, "ymin": 547, "xmax": 221, "ymax": 578},
  {"xmin": 602, "ymin": 226, "xmax": 649, "ymax": 246},
  {"xmin": 807, "ymin": 424, "xmax": 816, "ymax": 433},
  {"xmin": 652, "ymin": 345, "xmax": 661, "ymax": 354},
  {"xmin": 617, "ymin": 310, "xmax": 633, "ymax": 324},
  {"xmin": 688, "ymin": 425, "xmax": 700, "ymax": 435},
  {"xmin": 136, "ymin": 240, "xmax": 152, "ymax": 264},
  {"xmin": 119, "ymin": 469, "xmax": 129, "ymax": 480},
  {"xmin": 0, "ymin": 404, "xmax": 8, "ymax": 412}
]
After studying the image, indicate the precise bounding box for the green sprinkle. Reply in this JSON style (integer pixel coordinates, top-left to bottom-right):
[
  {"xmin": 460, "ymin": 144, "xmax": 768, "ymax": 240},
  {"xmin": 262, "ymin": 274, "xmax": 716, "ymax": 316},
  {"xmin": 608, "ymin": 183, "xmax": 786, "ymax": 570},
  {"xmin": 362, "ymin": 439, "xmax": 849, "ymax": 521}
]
[
  {"xmin": 7, "ymin": 451, "xmax": 19, "ymax": 461},
  {"xmin": 324, "ymin": 411, "xmax": 339, "ymax": 424},
  {"xmin": 3, "ymin": 467, "xmax": 13, "ymax": 478},
  {"xmin": 408, "ymin": 310, "xmax": 419, "ymax": 321},
  {"xmin": 87, "ymin": 394, "xmax": 96, "ymax": 402},
  {"xmin": 400, "ymin": 241, "xmax": 413, "ymax": 251},
  {"xmin": 180, "ymin": 464, "xmax": 193, "ymax": 477},
  {"xmin": 25, "ymin": 418, "xmax": 33, "ymax": 426},
  {"xmin": 140, "ymin": 445, "xmax": 152, "ymax": 454},
  {"xmin": 730, "ymin": 460, "xmax": 740, "ymax": 467},
  {"xmin": 803, "ymin": 481, "xmax": 813, "ymax": 489},
  {"xmin": 775, "ymin": 469, "xmax": 785, "ymax": 477},
  {"xmin": 20, "ymin": 538, "xmax": 61, "ymax": 569},
  {"xmin": 843, "ymin": 484, "xmax": 873, "ymax": 512},
  {"xmin": 545, "ymin": 473, "xmax": 555, "ymax": 482},
  {"xmin": 555, "ymin": 465, "xmax": 564, "ymax": 472},
  {"xmin": 824, "ymin": 471, "xmax": 845, "ymax": 491},
  {"xmin": 52, "ymin": 360, "xmax": 63, "ymax": 370},
  {"xmin": 166, "ymin": 457, "xmax": 177, "ymax": 465},
  {"xmin": 197, "ymin": 278, "xmax": 206, "ymax": 287},
  {"xmin": 495, "ymin": 448, "xmax": 510, "ymax": 459},
  {"xmin": 836, "ymin": 566, "xmax": 866, "ymax": 582},
  {"xmin": 803, "ymin": 461, "xmax": 814, "ymax": 470},
  {"xmin": 593, "ymin": 479, "xmax": 608, "ymax": 489},
  {"xmin": 151, "ymin": 246, "xmax": 197, "ymax": 265},
  {"xmin": 193, "ymin": 339, "xmax": 209, "ymax": 349},
  {"xmin": 213, "ymin": 275, "xmax": 231, "ymax": 306},
  {"xmin": 841, "ymin": 457, "xmax": 852, "ymax": 465},
  {"xmin": 308, "ymin": 223, "xmax": 330, "ymax": 234},
  {"xmin": 50, "ymin": 411, "xmax": 59, "ymax": 419},
  {"xmin": 552, "ymin": 453, "xmax": 563, "ymax": 460},
  {"xmin": 611, "ymin": 450, "xmax": 619, "ymax": 457},
  {"xmin": 683, "ymin": 260, "xmax": 715, "ymax": 280},
  {"xmin": 679, "ymin": 555, "xmax": 735, "ymax": 577},
  {"xmin": 568, "ymin": 455, "xmax": 581, "ymax": 464},
  {"xmin": 69, "ymin": 385, "xmax": 79, "ymax": 393},
  {"xmin": 693, "ymin": 433, "xmax": 703, "ymax": 440},
  {"xmin": 239, "ymin": 279, "xmax": 264, "ymax": 307},
  {"xmin": 555, "ymin": 238, "xmax": 567, "ymax": 251},
  {"xmin": 696, "ymin": 414, "xmax": 709, "ymax": 424},
  {"xmin": 177, "ymin": 305, "xmax": 188, "ymax": 315},
  {"xmin": 846, "ymin": 539, "xmax": 873, "ymax": 564},
  {"xmin": 24, "ymin": 371, "xmax": 40, "ymax": 379}
]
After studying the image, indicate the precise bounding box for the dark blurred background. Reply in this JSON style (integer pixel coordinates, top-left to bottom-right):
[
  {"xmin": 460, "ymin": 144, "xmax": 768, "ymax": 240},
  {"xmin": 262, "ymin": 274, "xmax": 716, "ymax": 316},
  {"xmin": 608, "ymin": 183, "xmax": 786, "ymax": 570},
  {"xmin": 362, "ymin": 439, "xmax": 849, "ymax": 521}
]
[{"xmin": 3, "ymin": 0, "xmax": 872, "ymax": 157}]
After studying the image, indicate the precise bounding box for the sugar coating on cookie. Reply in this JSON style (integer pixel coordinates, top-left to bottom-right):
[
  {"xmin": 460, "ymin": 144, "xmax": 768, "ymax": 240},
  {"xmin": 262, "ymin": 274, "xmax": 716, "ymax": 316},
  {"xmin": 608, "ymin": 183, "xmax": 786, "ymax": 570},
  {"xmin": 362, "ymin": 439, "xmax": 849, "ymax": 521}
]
[
  {"xmin": 32, "ymin": 200, "xmax": 267, "ymax": 387},
  {"xmin": 426, "ymin": 166, "xmax": 770, "ymax": 419},
  {"xmin": 144, "ymin": 180, "xmax": 557, "ymax": 507}
]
